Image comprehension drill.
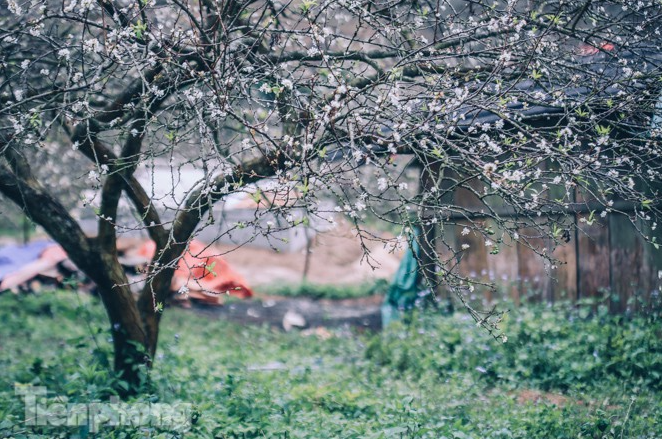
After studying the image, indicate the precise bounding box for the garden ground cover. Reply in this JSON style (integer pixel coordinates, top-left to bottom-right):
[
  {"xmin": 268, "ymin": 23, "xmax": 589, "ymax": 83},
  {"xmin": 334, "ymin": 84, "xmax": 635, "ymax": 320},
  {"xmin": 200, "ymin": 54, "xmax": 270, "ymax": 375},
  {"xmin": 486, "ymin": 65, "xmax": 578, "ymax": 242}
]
[{"xmin": 0, "ymin": 290, "xmax": 661, "ymax": 438}]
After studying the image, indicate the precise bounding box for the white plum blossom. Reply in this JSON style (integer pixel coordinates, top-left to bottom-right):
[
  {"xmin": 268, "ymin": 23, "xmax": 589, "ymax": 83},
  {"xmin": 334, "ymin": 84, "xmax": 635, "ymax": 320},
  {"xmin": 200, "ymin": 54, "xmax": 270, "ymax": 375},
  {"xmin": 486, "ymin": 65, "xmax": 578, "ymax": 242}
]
[
  {"xmin": 503, "ymin": 170, "xmax": 525, "ymax": 183},
  {"xmin": 57, "ymin": 48, "xmax": 71, "ymax": 60},
  {"xmin": 483, "ymin": 163, "xmax": 497, "ymax": 174},
  {"xmin": 377, "ymin": 178, "xmax": 388, "ymax": 191},
  {"xmin": 258, "ymin": 83, "xmax": 271, "ymax": 93},
  {"xmin": 7, "ymin": 0, "xmax": 22, "ymax": 14}
]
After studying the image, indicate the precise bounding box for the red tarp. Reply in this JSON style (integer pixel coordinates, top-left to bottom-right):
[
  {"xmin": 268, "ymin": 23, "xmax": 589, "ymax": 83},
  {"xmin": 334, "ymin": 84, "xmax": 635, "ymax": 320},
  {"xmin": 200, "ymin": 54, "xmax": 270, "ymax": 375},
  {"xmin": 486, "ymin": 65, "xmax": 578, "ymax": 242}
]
[{"xmin": 133, "ymin": 240, "xmax": 254, "ymax": 304}]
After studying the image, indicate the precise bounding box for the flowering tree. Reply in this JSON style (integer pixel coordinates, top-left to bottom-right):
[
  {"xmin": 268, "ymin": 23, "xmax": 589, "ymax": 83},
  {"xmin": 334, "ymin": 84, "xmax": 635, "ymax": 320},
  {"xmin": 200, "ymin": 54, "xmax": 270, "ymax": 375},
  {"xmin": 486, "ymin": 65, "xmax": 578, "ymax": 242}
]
[{"xmin": 2, "ymin": 0, "xmax": 662, "ymax": 394}]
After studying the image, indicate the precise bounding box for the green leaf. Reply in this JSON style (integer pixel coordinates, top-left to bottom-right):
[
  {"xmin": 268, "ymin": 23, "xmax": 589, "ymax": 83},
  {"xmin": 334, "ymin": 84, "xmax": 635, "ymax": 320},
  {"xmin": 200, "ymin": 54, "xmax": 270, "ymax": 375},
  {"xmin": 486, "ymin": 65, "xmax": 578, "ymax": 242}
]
[
  {"xmin": 586, "ymin": 210, "xmax": 596, "ymax": 226},
  {"xmin": 251, "ymin": 189, "xmax": 263, "ymax": 205},
  {"xmin": 595, "ymin": 125, "xmax": 611, "ymax": 136},
  {"xmin": 575, "ymin": 107, "xmax": 588, "ymax": 118},
  {"xmin": 205, "ymin": 261, "xmax": 218, "ymax": 277},
  {"xmin": 132, "ymin": 21, "xmax": 147, "ymax": 39},
  {"xmin": 300, "ymin": 0, "xmax": 317, "ymax": 13}
]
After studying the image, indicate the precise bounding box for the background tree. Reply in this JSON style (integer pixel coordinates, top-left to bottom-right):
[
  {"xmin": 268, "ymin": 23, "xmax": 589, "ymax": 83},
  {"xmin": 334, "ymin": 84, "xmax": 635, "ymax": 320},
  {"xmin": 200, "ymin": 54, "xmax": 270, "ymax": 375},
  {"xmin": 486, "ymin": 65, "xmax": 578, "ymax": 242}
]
[{"xmin": 1, "ymin": 0, "xmax": 662, "ymax": 395}]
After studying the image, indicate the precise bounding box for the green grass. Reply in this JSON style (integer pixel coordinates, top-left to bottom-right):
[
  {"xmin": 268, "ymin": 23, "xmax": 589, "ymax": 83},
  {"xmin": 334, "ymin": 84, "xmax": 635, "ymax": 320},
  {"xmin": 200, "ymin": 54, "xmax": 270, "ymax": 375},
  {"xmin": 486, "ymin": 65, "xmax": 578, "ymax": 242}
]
[
  {"xmin": 258, "ymin": 279, "xmax": 389, "ymax": 300},
  {"xmin": 0, "ymin": 291, "xmax": 661, "ymax": 438}
]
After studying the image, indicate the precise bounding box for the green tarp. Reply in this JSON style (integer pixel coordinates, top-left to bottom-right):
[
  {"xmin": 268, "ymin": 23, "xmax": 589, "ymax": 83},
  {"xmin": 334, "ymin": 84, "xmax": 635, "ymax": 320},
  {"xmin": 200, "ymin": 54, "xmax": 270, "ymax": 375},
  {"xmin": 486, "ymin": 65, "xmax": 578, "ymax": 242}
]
[{"xmin": 381, "ymin": 237, "xmax": 421, "ymax": 326}]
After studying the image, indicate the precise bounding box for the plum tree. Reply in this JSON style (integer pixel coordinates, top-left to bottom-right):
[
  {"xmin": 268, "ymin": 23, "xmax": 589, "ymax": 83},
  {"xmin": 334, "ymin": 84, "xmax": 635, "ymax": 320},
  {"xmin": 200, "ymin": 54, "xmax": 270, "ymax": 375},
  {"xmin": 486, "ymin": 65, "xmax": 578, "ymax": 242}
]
[{"xmin": 1, "ymin": 0, "xmax": 662, "ymax": 395}]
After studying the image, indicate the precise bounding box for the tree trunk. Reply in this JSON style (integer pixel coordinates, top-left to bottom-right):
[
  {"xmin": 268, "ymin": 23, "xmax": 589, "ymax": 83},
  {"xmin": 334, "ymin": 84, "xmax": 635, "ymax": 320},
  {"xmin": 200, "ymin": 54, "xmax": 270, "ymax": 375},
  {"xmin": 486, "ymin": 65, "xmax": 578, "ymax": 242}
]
[
  {"xmin": 137, "ymin": 269, "xmax": 174, "ymax": 361},
  {"xmin": 99, "ymin": 245, "xmax": 188, "ymax": 396},
  {"xmin": 91, "ymin": 256, "xmax": 151, "ymax": 397}
]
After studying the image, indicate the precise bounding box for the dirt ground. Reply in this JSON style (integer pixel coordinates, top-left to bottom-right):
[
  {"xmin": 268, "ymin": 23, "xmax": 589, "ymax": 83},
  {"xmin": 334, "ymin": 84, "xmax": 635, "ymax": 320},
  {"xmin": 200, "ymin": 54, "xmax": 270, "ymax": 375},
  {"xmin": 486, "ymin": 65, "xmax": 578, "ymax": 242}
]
[
  {"xmin": 216, "ymin": 221, "xmax": 403, "ymax": 288},
  {"xmin": 193, "ymin": 295, "xmax": 384, "ymax": 330}
]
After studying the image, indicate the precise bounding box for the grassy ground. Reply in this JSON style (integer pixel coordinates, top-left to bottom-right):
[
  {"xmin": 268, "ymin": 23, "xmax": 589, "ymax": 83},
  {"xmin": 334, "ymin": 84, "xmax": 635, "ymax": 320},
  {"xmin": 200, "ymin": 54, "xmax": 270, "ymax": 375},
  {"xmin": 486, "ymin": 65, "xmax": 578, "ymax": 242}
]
[
  {"xmin": 0, "ymin": 290, "xmax": 661, "ymax": 438},
  {"xmin": 257, "ymin": 279, "xmax": 389, "ymax": 300}
]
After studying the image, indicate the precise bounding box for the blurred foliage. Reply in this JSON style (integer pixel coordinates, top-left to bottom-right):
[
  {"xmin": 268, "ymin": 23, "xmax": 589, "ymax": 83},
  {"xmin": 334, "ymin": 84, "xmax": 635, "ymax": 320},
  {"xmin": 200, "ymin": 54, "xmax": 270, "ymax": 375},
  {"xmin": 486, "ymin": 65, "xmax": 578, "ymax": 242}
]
[
  {"xmin": 0, "ymin": 291, "xmax": 661, "ymax": 438},
  {"xmin": 258, "ymin": 279, "xmax": 389, "ymax": 300},
  {"xmin": 367, "ymin": 304, "xmax": 662, "ymax": 392}
]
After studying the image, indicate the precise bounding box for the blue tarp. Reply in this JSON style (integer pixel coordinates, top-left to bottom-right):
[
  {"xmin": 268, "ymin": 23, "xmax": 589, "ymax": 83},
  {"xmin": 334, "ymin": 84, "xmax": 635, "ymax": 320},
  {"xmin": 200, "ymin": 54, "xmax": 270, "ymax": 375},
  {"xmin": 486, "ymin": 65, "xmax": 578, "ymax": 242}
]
[{"xmin": 0, "ymin": 241, "xmax": 54, "ymax": 281}]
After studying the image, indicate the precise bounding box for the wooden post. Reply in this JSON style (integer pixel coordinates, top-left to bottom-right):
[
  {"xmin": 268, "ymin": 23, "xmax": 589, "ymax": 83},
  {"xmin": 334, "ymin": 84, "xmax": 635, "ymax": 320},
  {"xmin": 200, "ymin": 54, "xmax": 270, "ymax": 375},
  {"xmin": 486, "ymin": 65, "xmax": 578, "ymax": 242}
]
[
  {"xmin": 22, "ymin": 214, "xmax": 30, "ymax": 244},
  {"xmin": 301, "ymin": 224, "xmax": 312, "ymax": 282}
]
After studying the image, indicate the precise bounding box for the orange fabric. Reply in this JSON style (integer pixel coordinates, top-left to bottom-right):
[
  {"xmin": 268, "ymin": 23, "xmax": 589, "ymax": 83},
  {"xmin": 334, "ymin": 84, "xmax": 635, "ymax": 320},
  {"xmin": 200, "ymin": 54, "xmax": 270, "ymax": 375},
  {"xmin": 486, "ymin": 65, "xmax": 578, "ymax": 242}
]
[{"xmin": 137, "ymin": 240, "xmax": 253, "ymax": 300}]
